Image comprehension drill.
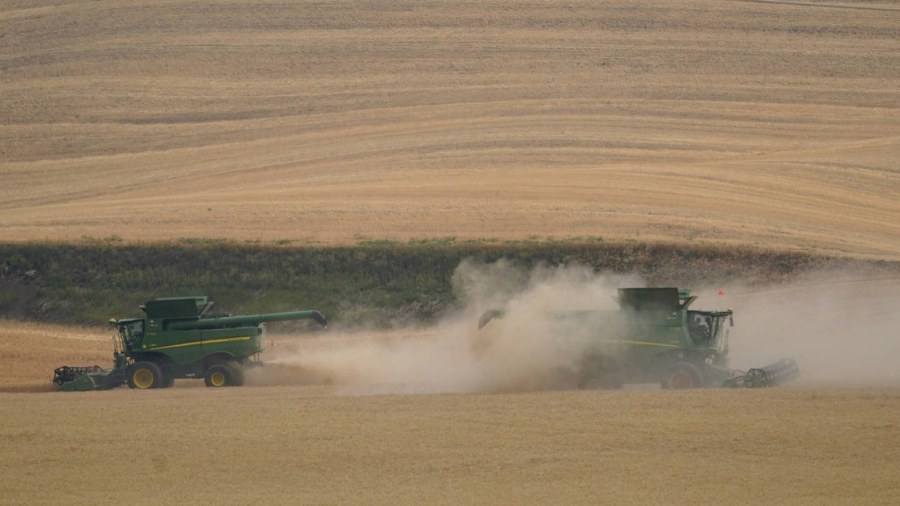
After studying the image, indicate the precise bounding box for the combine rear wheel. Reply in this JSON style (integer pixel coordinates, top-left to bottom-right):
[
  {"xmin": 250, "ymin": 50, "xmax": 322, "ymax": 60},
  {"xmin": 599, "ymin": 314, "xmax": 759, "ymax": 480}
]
[
  {"xmin": 204, "ymin": 363, "xmax": 240, "ymax": 388},
  {"xmin": 128, "ymin": 361, "xmax": 164, "ymax": 389},
  {"xmin": 661, "ymin": 363, "xmax": 703, "ymax": 390}
]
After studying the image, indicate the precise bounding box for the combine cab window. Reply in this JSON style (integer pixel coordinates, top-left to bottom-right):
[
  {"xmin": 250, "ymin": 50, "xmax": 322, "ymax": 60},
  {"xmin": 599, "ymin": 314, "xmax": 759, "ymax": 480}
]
[
  {"xmin": 120, "ymin": 320, "xmax": 145, "ymax": 344},
  {"xmin": 687, "ymin": 312, "xmax": 712, "ymax": 345}
]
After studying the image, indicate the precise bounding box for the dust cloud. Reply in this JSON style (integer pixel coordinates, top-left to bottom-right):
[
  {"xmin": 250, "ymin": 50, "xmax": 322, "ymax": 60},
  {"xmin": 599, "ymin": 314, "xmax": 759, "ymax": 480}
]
[
  {"xmin": 269, "ymin": 260, "xmax": 641, "ymax": 394},
  {"xmin": 267, "ymin": 261, "xmax": 900, "ymax": 394},
  {"xmin": 715, "ymin": 271, "xmax": 900, "ymax": 387}
]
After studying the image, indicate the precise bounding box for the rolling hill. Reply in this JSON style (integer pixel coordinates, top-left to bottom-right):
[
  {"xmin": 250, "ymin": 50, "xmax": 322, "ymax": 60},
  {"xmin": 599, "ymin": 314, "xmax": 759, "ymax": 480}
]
[{"xmin": 1, "ymin": 0, "xmax": 898, "ymax": 259}]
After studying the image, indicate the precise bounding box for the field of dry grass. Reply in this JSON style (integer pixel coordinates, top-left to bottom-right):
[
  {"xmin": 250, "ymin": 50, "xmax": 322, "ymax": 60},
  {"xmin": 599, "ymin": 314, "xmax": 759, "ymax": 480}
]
[{"xmin": 2, "ymin": 0, "xmax": 899, "ymax": 258}]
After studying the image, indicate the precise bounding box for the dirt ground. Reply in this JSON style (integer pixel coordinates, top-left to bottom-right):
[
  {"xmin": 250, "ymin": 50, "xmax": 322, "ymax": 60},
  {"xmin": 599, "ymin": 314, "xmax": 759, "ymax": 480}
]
[{"xmin": 1, "ymin": 0, "xmax": 899, "ymax": 259}]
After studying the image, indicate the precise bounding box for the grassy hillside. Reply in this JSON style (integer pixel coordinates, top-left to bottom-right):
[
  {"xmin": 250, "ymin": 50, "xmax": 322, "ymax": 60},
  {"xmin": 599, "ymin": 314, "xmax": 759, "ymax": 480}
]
[
  {"xmin": 2, "ymin": 1, "xmax": 899, "ymax": 259},
  {"xmin": 2, "ymin": 240, "xmax": 895, "ymax": 327}
]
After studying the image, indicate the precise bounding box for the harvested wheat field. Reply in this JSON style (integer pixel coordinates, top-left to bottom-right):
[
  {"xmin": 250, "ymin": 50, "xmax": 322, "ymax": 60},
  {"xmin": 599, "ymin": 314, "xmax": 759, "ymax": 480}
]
[
  {"xmin": 2, "ymin": 0, "xmax": 900, "ymax": 504},
  {"xmin": 1, "ymin": 0, "xmax": 899, "ymax": 258},
  {"xmin": 2, "ymin": 385, "xmax": 899, "ymax": 504}
]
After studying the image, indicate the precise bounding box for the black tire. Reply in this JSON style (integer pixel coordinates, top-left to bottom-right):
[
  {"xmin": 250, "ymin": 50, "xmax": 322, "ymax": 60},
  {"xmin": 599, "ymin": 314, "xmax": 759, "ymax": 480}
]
[
  {"xmin": 204, "ymin": 363, "xmax": 237, "ymax": 388},
  {"xmin": 128, "ymin": 361, "xmax": 164, "ymax": 390},
  {"xmin": 660, "ymin": 362, "xmax": 703, "ymax": 390},
  {"xmin": 160, "ymin": 373, "xmax": 176, "ymax": 388},
  {"xmin": 229, "ymin": 363, "xmax": 246, "ymax": 387}
]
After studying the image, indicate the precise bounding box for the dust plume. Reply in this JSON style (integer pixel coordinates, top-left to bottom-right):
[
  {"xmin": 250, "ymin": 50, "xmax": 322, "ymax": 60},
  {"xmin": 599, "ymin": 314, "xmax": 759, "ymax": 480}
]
[
  {"xmin": 716, "ymin": 271, "xmax": 900, "ymax": 387},
  {"xmin": 266, "ymin": 261, "xmax": 900, "ymax": 393},
  {"xmin": 268, "ymin": 260, "xmax": 641, "ymax": 394}
]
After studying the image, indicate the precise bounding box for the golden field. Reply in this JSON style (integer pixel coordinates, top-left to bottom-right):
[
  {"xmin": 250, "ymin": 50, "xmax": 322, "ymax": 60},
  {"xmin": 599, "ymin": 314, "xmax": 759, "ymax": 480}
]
[
  {"xmin": 1, "ymin": 378, "xmax": 899, "ymax": 504},
  {"xmin": 1, "ymin": 0, "xmax": 899, "ymax": 258},
  {"xmin": 2, "ymin": 0, "xmax": 900, "ymax": 503}
]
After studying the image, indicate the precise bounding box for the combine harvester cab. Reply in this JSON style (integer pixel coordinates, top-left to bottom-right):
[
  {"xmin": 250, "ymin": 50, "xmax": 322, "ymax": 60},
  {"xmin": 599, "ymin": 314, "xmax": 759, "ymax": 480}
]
[
  {"xmin": 478, "ymin": 287, "xmax": 799, "ymax": 389},
  {"xmin": 615, "ymin": 287, "xmax": 797, "ymax": 389},
  {"xmin": 53, "ymin": 296, "xmax": 326, "ymax": 391},
  {"xmin": 615, "ymin": 287, "xmax": 735, "ymax": 389}
]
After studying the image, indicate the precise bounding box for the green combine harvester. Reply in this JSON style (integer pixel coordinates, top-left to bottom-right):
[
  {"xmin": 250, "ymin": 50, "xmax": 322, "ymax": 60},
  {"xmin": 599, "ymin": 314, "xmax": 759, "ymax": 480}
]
[
  {"xmin": 478, "ymin": 287, "xmax": 799, "ymax": 389},
  {"xmin": 53, "ymin": 296, "xmax": 326, "ymax": 391}
]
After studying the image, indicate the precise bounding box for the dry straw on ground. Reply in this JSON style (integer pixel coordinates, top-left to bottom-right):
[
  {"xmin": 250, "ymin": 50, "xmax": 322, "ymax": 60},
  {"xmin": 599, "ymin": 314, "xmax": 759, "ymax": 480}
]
[
  {"xmin": 1, "ymin": 384, "xmax": 898, "ymax": 504},
  {"xmin": 1, "ymin": 0, "xmax": 898, "ymax": 258}
]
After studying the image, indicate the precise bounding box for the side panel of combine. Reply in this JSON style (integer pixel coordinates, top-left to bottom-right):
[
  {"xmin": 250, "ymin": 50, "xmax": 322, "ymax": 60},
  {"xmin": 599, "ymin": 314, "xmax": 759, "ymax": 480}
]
[
  {"xmin": 620, "ymin": 310, "xmax": 684, "ymax": 360},
  {"xmin": 142, "ymin": 329, "xmax": 207, "ymax": 365},
  {"xmin": 199, "ymin": 326, "xmax": 263, "ymax": 362}
]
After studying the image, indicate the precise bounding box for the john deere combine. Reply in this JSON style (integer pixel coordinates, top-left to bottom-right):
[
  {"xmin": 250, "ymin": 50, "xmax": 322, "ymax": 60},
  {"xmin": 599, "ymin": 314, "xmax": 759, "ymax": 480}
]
[
  {"xmin": 478, "ymin": 287, "xmax": 798, "ymax": 389},
  {"xmin": 53, "ymin": 296, "xmax": 326, "ymax": 391}
]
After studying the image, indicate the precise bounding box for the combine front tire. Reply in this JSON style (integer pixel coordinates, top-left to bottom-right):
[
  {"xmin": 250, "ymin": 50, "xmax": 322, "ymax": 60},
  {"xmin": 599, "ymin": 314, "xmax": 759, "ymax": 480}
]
[
  {"xmin": 204, "ymin": 363, "xmax": 239, "ymax": 388},
  {"xmin": 128, "ymin": 361, "xmax": 164, "ymax": 389},
  {"xmin": 661, "ymin": 363, "xmax": 703, "ymax": 390}
]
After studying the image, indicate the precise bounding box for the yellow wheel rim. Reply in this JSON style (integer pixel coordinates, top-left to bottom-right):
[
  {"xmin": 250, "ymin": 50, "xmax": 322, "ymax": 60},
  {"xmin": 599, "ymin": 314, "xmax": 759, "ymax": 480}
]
[
  {"xmin": 668, "ymin": 370, "xmax": 694, "ymax": 389},
  {"xmin": 133, "ymin": 368, "xmax": 154, "ymax": 389},
  {"xmin": 209, "ymin": 371, "xmax": 226, "ymax": 387}
]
